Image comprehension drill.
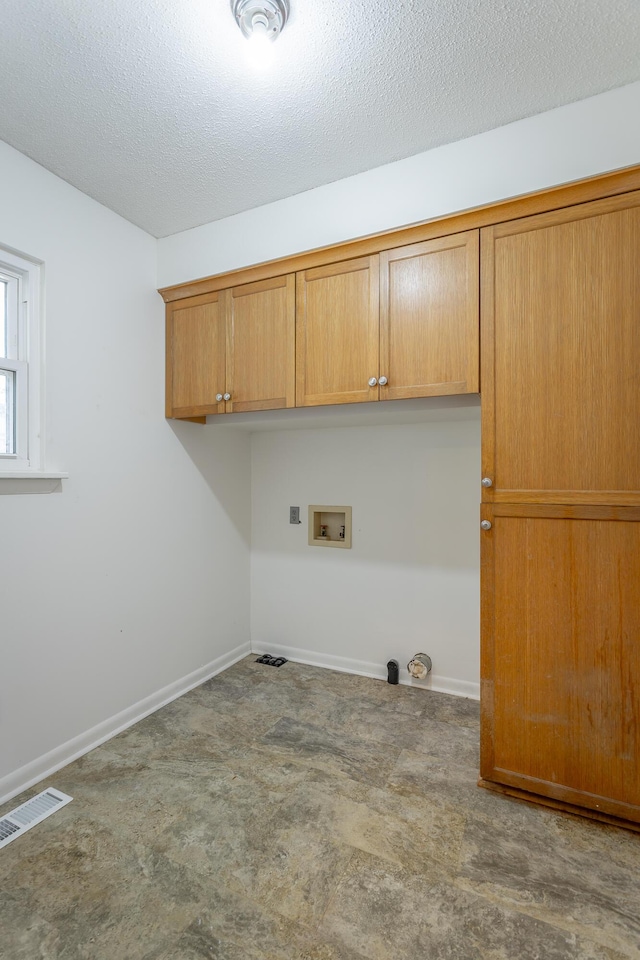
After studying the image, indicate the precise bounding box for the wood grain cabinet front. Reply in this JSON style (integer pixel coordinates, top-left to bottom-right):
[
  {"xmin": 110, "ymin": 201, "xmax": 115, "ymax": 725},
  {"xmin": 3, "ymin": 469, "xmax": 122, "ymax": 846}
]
[
  {"xmin": 166, "ymin": 274, "xmax": 295, "ymax": 419},
  {"xmin": 226, "ymin": 275, "xmax": 295, "ymax": 413},
  {"xmin": 166, "ymin": 290, "xmax": 227, "ymax": 419},
  {"xmin": 379, "ymin": 230, "xmax": 479, "ymax": 400},
  {"xmin": 480, "ymin": 503, "xmax": 640, "ymax": 826},
  {"xmin": 295, "ymin": 232, "xmax": 479, "ymax": 408},
  {"xmin": 296, "ymin": 256, "xmax": 380, "ymax": 407},
  {"xmin": 481, "ymin": 190, "xmax": 640, "ymax": 506}
]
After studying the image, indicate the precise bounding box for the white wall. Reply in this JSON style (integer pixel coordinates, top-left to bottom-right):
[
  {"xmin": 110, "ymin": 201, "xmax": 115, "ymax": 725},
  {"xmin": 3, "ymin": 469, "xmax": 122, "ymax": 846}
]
[
  {"xmin": 251, "ymin": 419, "xmax": 481, "ymax": 696},
  {"xmin": 0, "ymin": 141, "xmax": 251, "ymax": 802},
  {"xmin": 158, "ymin": 80, "xmax": 640, "ymax": 287}
]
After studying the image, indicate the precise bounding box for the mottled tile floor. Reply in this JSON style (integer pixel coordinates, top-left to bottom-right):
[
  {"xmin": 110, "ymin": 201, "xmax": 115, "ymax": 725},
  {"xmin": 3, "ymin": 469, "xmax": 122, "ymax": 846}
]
[{"xmin": 2, "ymin": 657, "xmax": 640, "ymax": 959}]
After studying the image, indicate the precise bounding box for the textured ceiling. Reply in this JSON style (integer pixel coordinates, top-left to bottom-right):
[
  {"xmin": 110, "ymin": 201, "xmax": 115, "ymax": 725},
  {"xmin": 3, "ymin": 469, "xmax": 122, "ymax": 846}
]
[{"xmin": 1, "ymin": 0, "xmax": 639, "ymax": 238}]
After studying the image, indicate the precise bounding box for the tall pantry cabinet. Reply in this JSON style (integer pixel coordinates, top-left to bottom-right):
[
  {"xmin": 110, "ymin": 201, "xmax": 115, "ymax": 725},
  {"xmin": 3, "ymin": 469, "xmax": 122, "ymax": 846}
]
[{"xmin": 480, "ymin": 191, "xmax": 640, "ymax": 826}]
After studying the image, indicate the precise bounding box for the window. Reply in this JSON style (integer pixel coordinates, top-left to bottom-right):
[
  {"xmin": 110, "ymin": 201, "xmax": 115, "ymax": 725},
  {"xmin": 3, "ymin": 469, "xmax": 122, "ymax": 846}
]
[{"xmin": 0, "ymin": 247, "xmax": 42, "ymax": 472}]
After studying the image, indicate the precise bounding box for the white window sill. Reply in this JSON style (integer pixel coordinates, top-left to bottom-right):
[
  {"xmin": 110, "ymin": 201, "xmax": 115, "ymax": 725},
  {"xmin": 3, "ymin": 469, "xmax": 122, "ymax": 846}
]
[{"xmin": 0, "ymin": 472, "xmax": 68, "ymax": 494}]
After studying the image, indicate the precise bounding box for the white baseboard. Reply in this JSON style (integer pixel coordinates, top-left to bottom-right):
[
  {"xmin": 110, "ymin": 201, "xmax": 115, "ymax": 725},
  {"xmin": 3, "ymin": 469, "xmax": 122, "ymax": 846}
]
[
  {"xmin": 0, "ymin": 642, "xmax": 251, "ymax": 807},
  {"xmin": 250, "ymin": 641, "xmax": 480, "ymax": 701}
]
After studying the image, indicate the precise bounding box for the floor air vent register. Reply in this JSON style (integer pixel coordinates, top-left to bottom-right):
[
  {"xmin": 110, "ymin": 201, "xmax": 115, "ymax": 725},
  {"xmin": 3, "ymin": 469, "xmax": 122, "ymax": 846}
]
[
  {"xmin": 255, "ymin": 654, "xmax": 288, "ymax": 667},
  {"xmin": 0, "ymin": 788, "xmax": 73, "ymax": 849}
]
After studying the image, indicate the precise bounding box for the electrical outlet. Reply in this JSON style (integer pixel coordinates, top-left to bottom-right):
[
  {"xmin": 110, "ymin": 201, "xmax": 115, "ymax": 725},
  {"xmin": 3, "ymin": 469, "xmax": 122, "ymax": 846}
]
[{"xmin": 289, "ymin": 506, "xmax": 300, "ymax": 524}]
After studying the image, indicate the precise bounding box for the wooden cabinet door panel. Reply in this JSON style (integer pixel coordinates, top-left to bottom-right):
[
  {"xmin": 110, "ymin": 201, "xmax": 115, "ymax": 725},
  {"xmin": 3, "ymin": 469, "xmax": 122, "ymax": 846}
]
[
  {"xmin": 482, "ymin": 190, "xmax": 640, "ymax": 505},
  {"xmin": 227, "ymin": 275, "xmax": 295, "ymax": 413},
  {"xmin": 380, "ymin": 231, "xmax": 479, "ymax": 400},
  {"xmin": 481, "ymin": 504, "xmax": 640, "ymax": 822},
  {"xmin": 296, "ymin": 257, "xmax": 379, "ymax": 407},
  {"xmin": 167, "ymin": 291, "xmax": 227, "ymax": 418}
]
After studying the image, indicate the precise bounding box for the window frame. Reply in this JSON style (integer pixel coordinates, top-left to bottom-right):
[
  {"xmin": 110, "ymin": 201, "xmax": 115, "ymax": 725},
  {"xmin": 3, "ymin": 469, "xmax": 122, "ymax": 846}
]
[{"xmin": 0, "ymin": 247, "xmax": 43, "ymax": 473}]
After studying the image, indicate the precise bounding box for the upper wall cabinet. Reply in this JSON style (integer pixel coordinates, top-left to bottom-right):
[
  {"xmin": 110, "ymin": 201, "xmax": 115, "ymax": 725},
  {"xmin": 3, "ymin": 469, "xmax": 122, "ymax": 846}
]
[
  {"xmin": 295, "ymin": 234, "xmax": 479, "ymax": 408},
  {"xmin": 161, "ymin": 165, "xmax": 640, "ymax": 423},
  {"xmin": 166, "ymin": 274, "xmax": 295, "ymax": 419},
  {"xmin": 166, "ymin": 290, "xmax": 227, "ymax": 419},
  {"xmin": 379, "ymin": 230, "xmax": 479, "ymax": 399},
  {"xmin": 481, "ymin": 191, "xmax": 640, "ymax": 504},
  {"xmin": 227, "ymin": 275, "xmax": 295, "ymax": 413},
  {"xmin": 296, "ymin": 256, "xmax": 380, "ymax": 407}
]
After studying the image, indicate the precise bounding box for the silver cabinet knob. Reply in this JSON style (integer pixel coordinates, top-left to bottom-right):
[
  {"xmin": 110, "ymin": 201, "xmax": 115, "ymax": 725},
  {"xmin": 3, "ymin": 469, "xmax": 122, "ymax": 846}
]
[
  {"xmin": 482, "ymin": 477, "xmax": 493, "ymax": 487},
  {"xmin": 378, "ymin": 376, "xmax": 388, "ymax": 386},
  {"xmin": 481, "ymin": 520, "xmax": 492, "ymax": 531},
  {"xmin": 223, "ymin": 393, "xmax": 231, "ymax": 401},
  {"xmin": 216, "ymin": 393, "xmax": 224, "ymax": 402},
  {"xmin": 368, "ymin": 377, "xmax": 378, "ymax": 387}
]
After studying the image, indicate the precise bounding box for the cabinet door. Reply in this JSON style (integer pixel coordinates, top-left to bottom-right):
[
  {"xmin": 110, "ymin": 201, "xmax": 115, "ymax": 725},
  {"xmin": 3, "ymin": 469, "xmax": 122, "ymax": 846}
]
[
  {"xmin": 296, "ymin": 257, "xmax": 379, "ymax": 407},
  {"xmin": 481, "ymin": 503, "xmax": 640, "ymax": 823},
  {"xmin": 380, "ymin": 231, "xmax": 479, "ymax": 400},
  {"xmin": 166, "ymin": 291, "xmax": 227, "ymax": 418},
  {"xmin": 482, "ymin": 190, "xmax": 640, "ymax": 505},
  {"xmin": 226, "ymin": 275, "xmax": 295, "ymax": 413}
]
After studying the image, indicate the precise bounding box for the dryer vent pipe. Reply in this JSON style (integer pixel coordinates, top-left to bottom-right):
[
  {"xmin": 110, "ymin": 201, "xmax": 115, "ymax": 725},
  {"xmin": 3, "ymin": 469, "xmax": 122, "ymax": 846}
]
[{"xmin": 407, "ymin": 653, "xmax": 432, "ymax": 680}]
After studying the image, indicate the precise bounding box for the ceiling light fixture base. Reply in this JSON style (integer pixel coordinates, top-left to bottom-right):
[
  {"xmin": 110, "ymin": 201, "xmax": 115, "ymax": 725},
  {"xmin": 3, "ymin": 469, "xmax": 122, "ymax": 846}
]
[{"xmin": 231, "ymin": 0, "xmax": 290, "ymax": 42}]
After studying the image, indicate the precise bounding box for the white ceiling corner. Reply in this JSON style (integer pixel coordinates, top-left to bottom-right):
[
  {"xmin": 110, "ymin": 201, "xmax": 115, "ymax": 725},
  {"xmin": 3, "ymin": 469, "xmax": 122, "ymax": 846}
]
[{"xmin": 1, "ymin": 0, "xmax": 639, "ymax": 238}]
